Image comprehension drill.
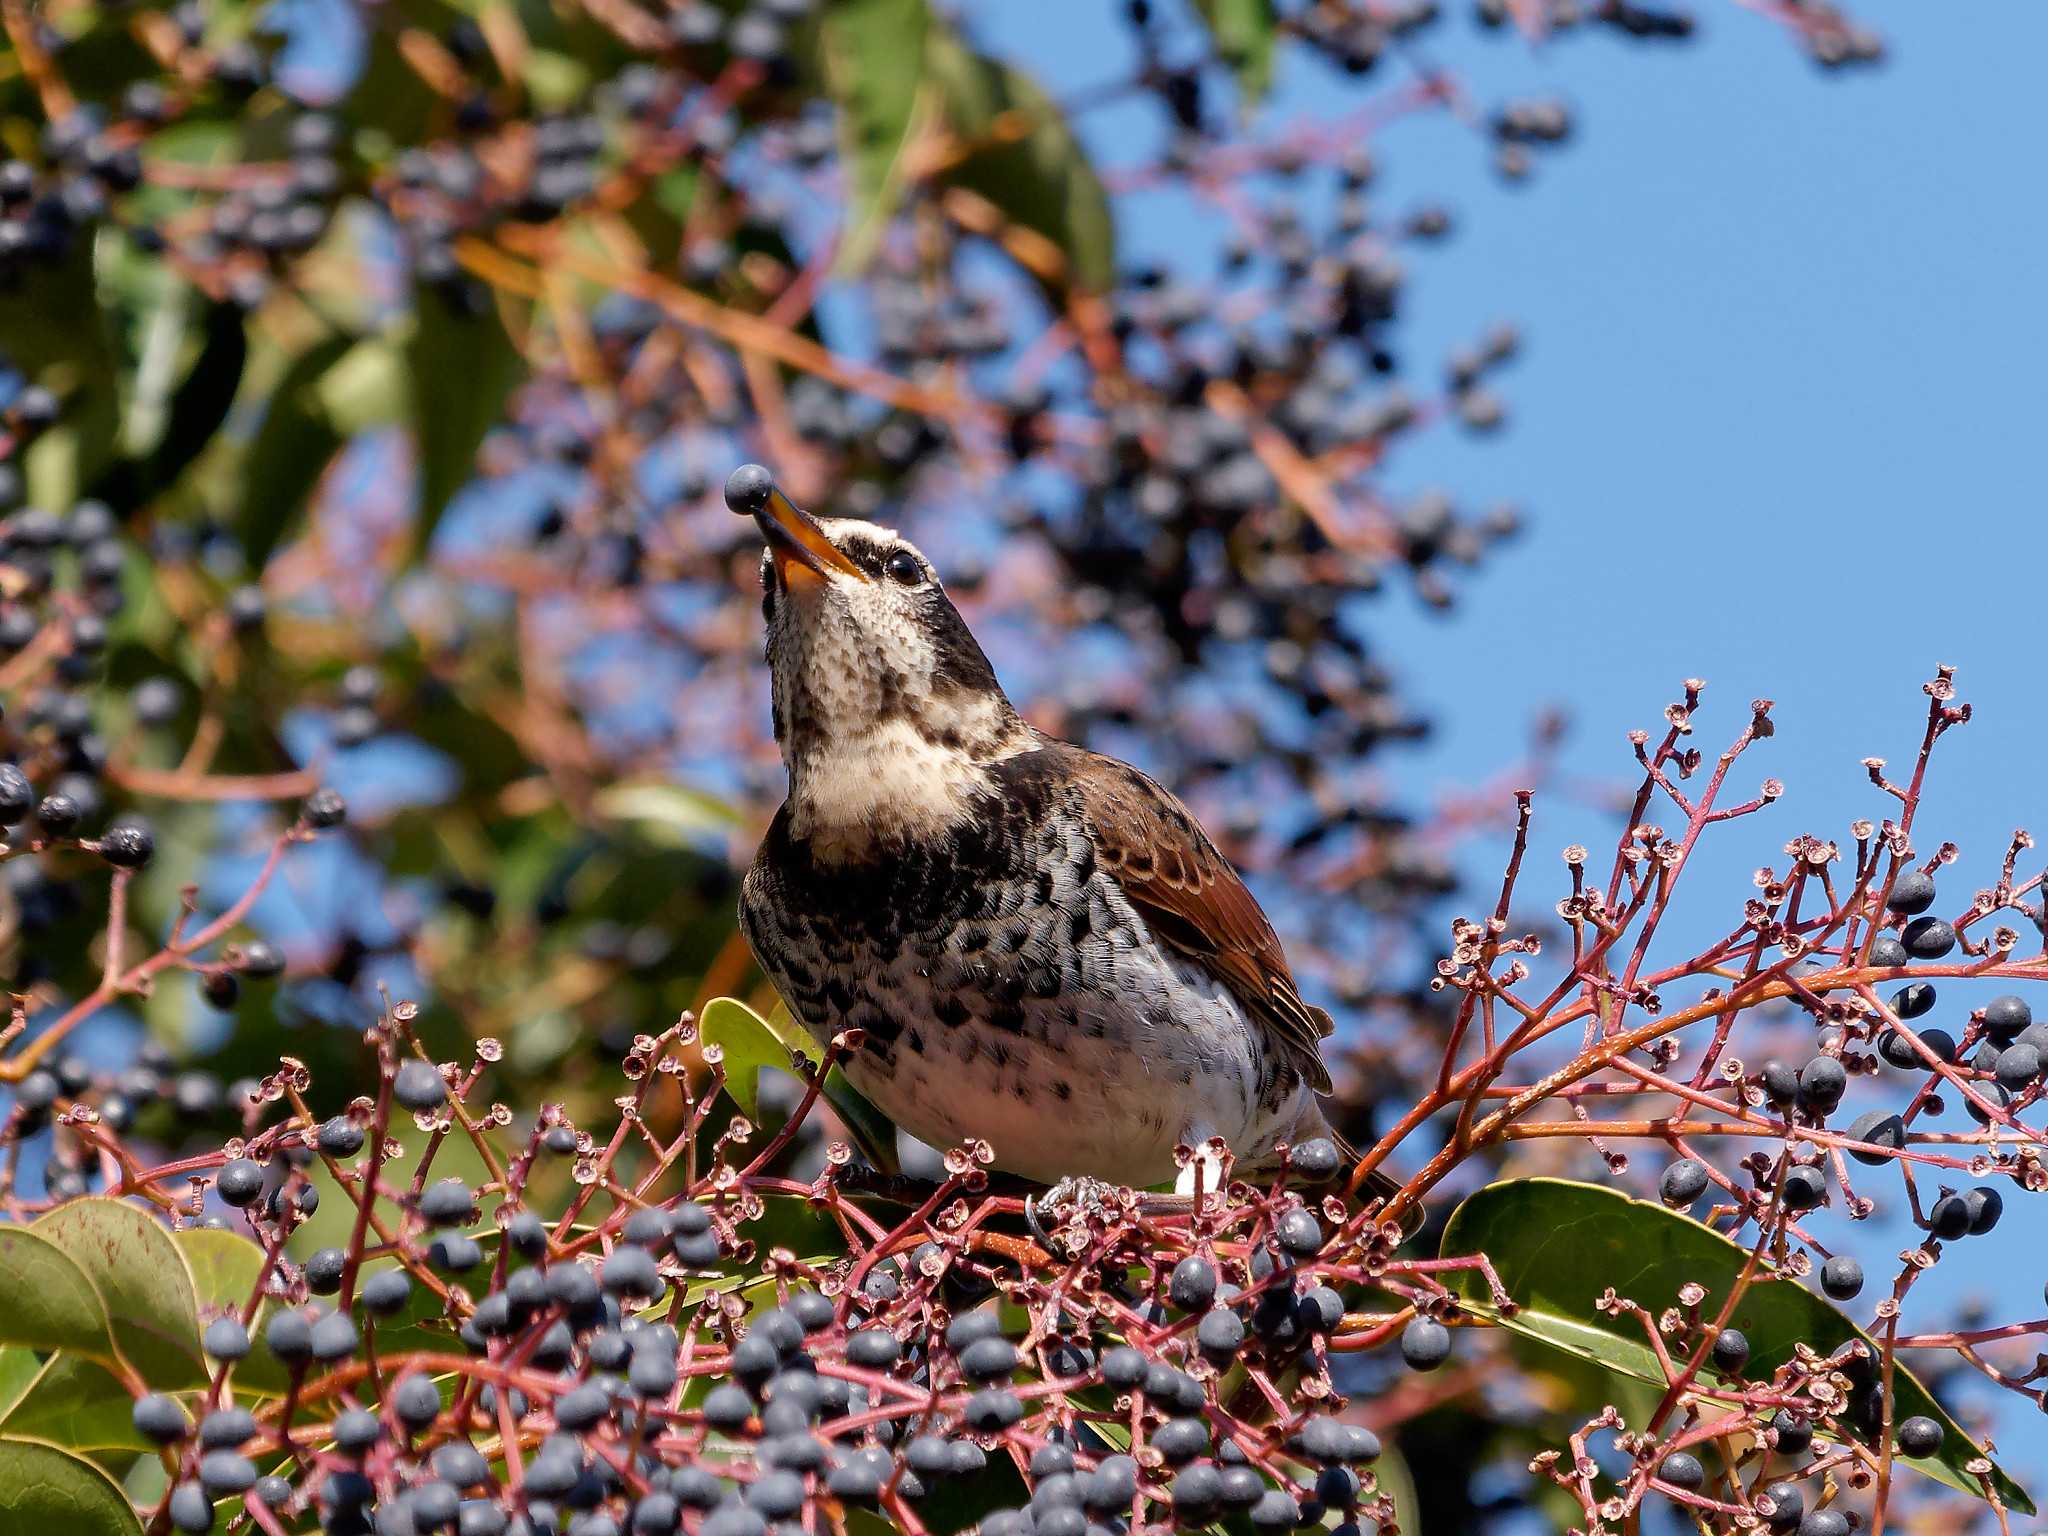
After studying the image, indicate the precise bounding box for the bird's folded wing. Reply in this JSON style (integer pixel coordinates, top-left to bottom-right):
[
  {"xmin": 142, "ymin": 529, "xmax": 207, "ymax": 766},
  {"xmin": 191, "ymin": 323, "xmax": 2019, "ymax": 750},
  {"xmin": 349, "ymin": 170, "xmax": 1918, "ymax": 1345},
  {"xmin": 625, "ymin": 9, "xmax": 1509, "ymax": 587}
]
[{"xmin": 1060, "ymin": 744, "xmax": 1335, "ymax": 1095}]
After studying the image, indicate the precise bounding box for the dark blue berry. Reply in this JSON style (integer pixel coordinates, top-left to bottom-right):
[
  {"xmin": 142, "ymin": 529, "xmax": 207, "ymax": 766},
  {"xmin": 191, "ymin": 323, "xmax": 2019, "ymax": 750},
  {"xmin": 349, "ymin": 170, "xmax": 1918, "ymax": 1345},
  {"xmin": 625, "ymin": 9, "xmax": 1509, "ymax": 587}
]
[
  {"xmin": 216, "ymin": 1157, "xmax": 264, "ymax": 1207},
  {"xmin": 1399, "ymin": 1316, "xmax": 1450, "ymax": 1370},
  {"xmin": 1896, "ymin": 1415, "xmax": 1944, "ymax": 1457},
  {"xmin": 1290, "ymin": 1138, "xmax": 1342, "ymax": 1178},
  {"xmin": 1902, "ymin": 916, "xmax": 1956, "ymax": 959},
  {"xmin": 133, "ymin": 1393, "xmax": 189, "ymax": 1443},
  {"xmin": 1197, "ymin": 1307, "xmax": 1246, "ymax": 1364},
  {"xmin": 393, "ymin": 1059, "xmax": 447, "ymax": 1110},
  {"xmin": 1983, "ymin": 994, "xmax": 2033, "ymax": 1044},
  {"xmin": 1100, "ymin": 1345, "xmax": 1147, "ymax": 1387},
  {"xmin": 1928, "ymin": 1193, "xmax": 1972, "ymax": 1239},
  {"xmin": 360, "ymin": 1267, "xmax": 413, "ymax": 1316},
  {"xmin": 1169, "ymin": 1256, "xmax": 1217, "ymax": 1313},
  {"xmin": 1820, "ymin": 1255, "xmax": 1863, "ymax": 1300},
  {"xmin": 1845, "ymin": 1110, "xmax": 1905, "ymax": 1165},
  {"xmin": 1657, "ymin": 1452, "xmax": 1704, "ymax": 1490},
  {"xmin": 1660, "ymin": 1158, "xmax": 1709, "ymax": 1207},
  {"xmin": 1886, "ymin": 870, "xmax": 1937, "ymax": 915},
  {"xmin": 1710, "ymin": 1328, "xmax": 1750, "ymax": 1374}
]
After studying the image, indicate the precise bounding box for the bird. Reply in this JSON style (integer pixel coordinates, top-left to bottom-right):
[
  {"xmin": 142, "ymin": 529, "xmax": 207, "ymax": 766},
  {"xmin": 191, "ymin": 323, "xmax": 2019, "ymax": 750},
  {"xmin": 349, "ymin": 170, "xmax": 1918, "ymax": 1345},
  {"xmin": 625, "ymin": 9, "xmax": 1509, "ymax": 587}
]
[{"xmin": 725, "ymin": 464, "xmax": 1397, "ymax": 1211}]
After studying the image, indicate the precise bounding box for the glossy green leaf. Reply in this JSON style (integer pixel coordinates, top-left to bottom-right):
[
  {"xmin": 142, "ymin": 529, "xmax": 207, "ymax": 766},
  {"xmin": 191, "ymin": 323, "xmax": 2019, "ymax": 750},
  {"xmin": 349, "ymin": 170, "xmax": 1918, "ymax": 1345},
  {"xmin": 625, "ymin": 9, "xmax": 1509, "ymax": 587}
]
[
  {"xmin": 924, "ymin": 26, "xmax": 1115, "ymax": 298},
  {"xmin": 34, "ymin": 11, "xmax": 158, "ymax": 105},
  {"xmin": 1441, "ymin": 1177, "xmax": 2029, "ymax": 1513},
  {"xmin": 698, "ymin": 997, "xmax": 898, "ymax": 1172},
  {"xmin": 1193, "ymin": 0, "xmax": 1279, "ymax": 103},
  {"xmin": 409, "ymin": 279, "xmax": 526, "ymax": 554},
  {"xmin": 0, "ymin": 1437, "xmax": 143, "ymax": 1534},
  {"xmin": 820, "ymin": 0, "xmax": 933, "ymax": 271},
  {"xmin": 0, "ymin": 1356, "xmax": 151, "ymax": 1453},
  {"xmin": 699, "ymin": 996, "xmax": 804, "ymax": 1124},
  {"xmin": 34, "ymin": 1200, "xmax": 205, "ymax": 1390},
  {"xmin": 0, "ymin": 1226, "xmax": 117, "ymax": 1362},
  {"xmin": 343, "ymin": 3, "xmax": 463, "ymax": 151}
]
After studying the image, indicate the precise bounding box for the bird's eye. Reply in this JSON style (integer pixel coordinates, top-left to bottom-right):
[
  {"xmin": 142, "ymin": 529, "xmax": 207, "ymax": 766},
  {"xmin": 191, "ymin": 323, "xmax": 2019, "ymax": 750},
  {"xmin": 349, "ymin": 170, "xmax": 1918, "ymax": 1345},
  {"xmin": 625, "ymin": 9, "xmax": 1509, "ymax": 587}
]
[{"xmin": 883, "ymin": 549, "xmax": 923, "ymax": 585}]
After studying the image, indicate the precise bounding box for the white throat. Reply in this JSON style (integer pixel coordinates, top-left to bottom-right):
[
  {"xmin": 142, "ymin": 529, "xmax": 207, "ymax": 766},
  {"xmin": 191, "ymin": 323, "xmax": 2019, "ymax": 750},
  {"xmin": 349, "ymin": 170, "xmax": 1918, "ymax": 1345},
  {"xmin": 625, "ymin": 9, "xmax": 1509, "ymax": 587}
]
[{"xmin": 787, "ymin": 718, "xmax": 996, "ymax": 862}]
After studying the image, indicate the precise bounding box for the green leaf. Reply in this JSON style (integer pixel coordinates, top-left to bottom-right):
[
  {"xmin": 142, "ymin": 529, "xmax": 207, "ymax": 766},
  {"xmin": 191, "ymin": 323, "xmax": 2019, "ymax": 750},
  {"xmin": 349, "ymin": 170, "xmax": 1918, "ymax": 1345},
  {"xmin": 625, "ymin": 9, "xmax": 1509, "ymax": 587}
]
[
  {"xmin": 316, "ymin": 336, "xmax": 407, "ymax": 438},
  {"xmin": 0, "ymin": 226, "xmax": 122, "ymax": 505},
  {"xmin": 0, "ymin": 1226, "xmax": 117, "ymax": 1362},
  {"xmin": 698, "ymin": 997, "xmax": 897, "ymax": 1172},
  {"xmin": 142, "ymin": 298, "xmax": 249, "ymax": 495},
  {"xmin": 818, "ymin": 1063, "xmax": 901, "ymax": 1177},
  {"xmin": 521, "ymin": 48, "xmax": 593, "ymax": 111},
  {"xmin": 924, "ymin": 26, "xmax": 1116, "ymax": 298},
  {"xmin": 1192, "ymin": 0, "xmax": 1278, "ymax": 103},
  {"xmin": 0, "ymin": 1348, "xmax": 42, "ymax": 1418},
  {"xmin": 0, "ymin": 1437, "xmax": 143, "ymax": 1534},
  {"xmin": 1371, "ymin": 1440, "xmax": 1420, "ymax": 1532},
  {"xmin": 0, "ymin": 1356, "xmax": 151, "ymax": 1453},
  {"xmin": 33, "ymin": 1200, "xmax": 205, "ymax": 1391},
  {"xmin": 172, "ymin": 1229, "xmax": 292, "ymax": 1397},
  {"xmin": 699, "ymin": 996, "xmax": 805, "ymax": 1124},
  {"xmin": 233, "ymin": 331, "xmax": 356, "ymax": 568},
  {"xmin": 594, "ymin": 783, "xmax": 743, "ymax": 848},
  {"xmin": 173, "ymin": 1228, "xmax": 266, "ymax": 1314},
  {"xmin": 408, "ymin": 279, "xmax": 526, "ymax": 555},
  {"xmin": 100, "ymin": 127, "xmax": 241, "ymax": 482},
  {"xmin": 1441, "ymin": 1177, "xmax": 2031, "ymax": 1514},
  {"xmin": 819, "ymin": 0, "xmax": 933, "ymax": 272}
]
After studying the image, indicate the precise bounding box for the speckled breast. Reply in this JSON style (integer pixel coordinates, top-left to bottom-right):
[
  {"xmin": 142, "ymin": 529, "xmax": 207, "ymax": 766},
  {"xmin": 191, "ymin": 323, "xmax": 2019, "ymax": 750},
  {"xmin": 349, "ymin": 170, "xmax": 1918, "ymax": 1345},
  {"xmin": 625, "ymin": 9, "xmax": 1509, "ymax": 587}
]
[{"xmin": 738, "ymin": 768, "xmax": 1308, "ymax": 1185}]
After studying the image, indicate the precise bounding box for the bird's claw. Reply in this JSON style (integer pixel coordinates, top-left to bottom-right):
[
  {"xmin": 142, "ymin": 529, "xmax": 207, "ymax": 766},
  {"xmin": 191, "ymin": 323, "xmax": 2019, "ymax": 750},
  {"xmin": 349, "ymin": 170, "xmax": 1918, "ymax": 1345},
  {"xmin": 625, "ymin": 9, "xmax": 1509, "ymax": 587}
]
[{"xmin": 1025, "ymin": 1176, "xmax": 1122, "ymax": 1255}]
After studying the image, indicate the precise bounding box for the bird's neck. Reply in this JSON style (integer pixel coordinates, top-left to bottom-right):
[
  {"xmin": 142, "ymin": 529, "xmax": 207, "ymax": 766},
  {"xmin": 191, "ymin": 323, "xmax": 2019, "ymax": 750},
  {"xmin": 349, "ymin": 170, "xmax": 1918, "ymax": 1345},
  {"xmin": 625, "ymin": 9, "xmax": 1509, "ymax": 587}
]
[{"xmin": 781, "ymin": 696, "xmax": 1035, "ymax": 864}]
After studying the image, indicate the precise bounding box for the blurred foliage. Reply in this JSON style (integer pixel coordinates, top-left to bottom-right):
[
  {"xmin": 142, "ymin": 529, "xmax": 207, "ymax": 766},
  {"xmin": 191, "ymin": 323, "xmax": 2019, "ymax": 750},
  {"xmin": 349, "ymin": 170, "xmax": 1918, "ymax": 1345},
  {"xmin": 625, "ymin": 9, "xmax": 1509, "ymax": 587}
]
[{"xmin": 0, "ymin": 0, "xmax": 1892, "ymax": 1528}]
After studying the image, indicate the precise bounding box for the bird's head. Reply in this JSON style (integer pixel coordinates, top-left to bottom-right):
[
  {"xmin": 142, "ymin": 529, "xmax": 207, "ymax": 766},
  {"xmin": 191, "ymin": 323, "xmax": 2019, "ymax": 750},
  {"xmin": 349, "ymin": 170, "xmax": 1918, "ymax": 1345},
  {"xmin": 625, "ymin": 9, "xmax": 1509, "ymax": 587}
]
[{"xmin": 725, "ymin": 465, "xmax": 1032, "ymax": 855}]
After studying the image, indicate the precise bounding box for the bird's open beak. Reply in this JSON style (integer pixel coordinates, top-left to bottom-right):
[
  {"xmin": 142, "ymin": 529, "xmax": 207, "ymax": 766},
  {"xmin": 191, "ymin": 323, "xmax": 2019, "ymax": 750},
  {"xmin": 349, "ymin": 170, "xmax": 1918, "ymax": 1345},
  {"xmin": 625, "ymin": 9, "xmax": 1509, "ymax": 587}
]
[{"xmin": 725, "ymin": 464, "xmax": 866, "ymax": 589}]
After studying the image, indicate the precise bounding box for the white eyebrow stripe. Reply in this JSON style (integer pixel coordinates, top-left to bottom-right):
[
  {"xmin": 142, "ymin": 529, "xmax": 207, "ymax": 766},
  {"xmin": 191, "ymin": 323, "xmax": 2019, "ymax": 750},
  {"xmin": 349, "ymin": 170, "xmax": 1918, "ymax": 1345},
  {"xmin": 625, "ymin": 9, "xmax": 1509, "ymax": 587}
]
[
  {"xmin": 817, "ymin": 517, "xmax": 900, "ymax": 546},
  {"xmin": 818, "ymin": 518, "xmax": 932, "ymax": 569}
]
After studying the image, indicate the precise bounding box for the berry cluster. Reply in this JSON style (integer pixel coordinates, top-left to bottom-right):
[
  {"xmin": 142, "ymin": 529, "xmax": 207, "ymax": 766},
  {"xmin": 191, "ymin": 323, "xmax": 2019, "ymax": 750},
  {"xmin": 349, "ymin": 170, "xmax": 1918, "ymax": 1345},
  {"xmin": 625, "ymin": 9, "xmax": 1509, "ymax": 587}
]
[
  {"xmin": 0, "ymin": 667, "xmax": 2037, "ymax": 1535},
  {"xmin": 55, "ymin": 1004, "xmax": 1485, "ymax": 1536}
]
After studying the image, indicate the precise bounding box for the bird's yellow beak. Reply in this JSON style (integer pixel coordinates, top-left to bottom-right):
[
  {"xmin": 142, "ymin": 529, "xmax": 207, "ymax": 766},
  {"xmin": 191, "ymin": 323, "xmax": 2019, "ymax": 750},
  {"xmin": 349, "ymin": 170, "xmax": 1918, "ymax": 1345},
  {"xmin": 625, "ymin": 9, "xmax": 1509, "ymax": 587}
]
[{"xmin": 725, "ymin": 465, "xmax": 866, "ymax": 590}]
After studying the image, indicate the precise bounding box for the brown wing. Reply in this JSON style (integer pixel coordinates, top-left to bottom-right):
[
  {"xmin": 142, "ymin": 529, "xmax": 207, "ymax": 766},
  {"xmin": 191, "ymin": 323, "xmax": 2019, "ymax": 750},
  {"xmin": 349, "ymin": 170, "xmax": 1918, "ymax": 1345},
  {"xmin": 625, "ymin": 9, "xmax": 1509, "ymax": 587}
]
[{"xmin": 1059, "ymin": 743, "xmax": 1336, "ymax": 1095}]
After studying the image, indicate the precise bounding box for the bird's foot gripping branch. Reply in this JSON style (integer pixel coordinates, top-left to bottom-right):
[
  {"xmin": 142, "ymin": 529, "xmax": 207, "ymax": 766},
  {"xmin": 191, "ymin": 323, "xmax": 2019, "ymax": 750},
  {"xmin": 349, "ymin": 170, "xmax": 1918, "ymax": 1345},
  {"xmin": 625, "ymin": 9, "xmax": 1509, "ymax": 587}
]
[{"xmin": 5, "ymin": 669, "xmax": 2045, "ymax": 1536}]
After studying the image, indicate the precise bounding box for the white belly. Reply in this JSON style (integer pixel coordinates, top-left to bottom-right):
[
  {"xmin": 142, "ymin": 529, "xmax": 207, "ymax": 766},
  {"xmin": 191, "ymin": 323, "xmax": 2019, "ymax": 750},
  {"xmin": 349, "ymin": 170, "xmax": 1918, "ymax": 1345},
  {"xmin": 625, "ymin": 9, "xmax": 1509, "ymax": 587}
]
[{"xmin": 833, "ymin": 953, "xmax": 1313, "ymax": 1186}]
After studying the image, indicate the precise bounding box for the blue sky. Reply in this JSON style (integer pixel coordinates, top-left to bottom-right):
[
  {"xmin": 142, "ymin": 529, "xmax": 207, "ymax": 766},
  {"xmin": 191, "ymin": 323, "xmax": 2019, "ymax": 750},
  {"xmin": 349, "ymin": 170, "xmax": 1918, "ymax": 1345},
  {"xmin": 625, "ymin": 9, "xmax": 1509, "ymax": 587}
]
[
  {"xmin": 978, "ymin": 0, "xmax": 2048, "ymax": 1502},
  {"xmin": 975, "ymin": 0, "xmax": 2048, "ymax": 908}
]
